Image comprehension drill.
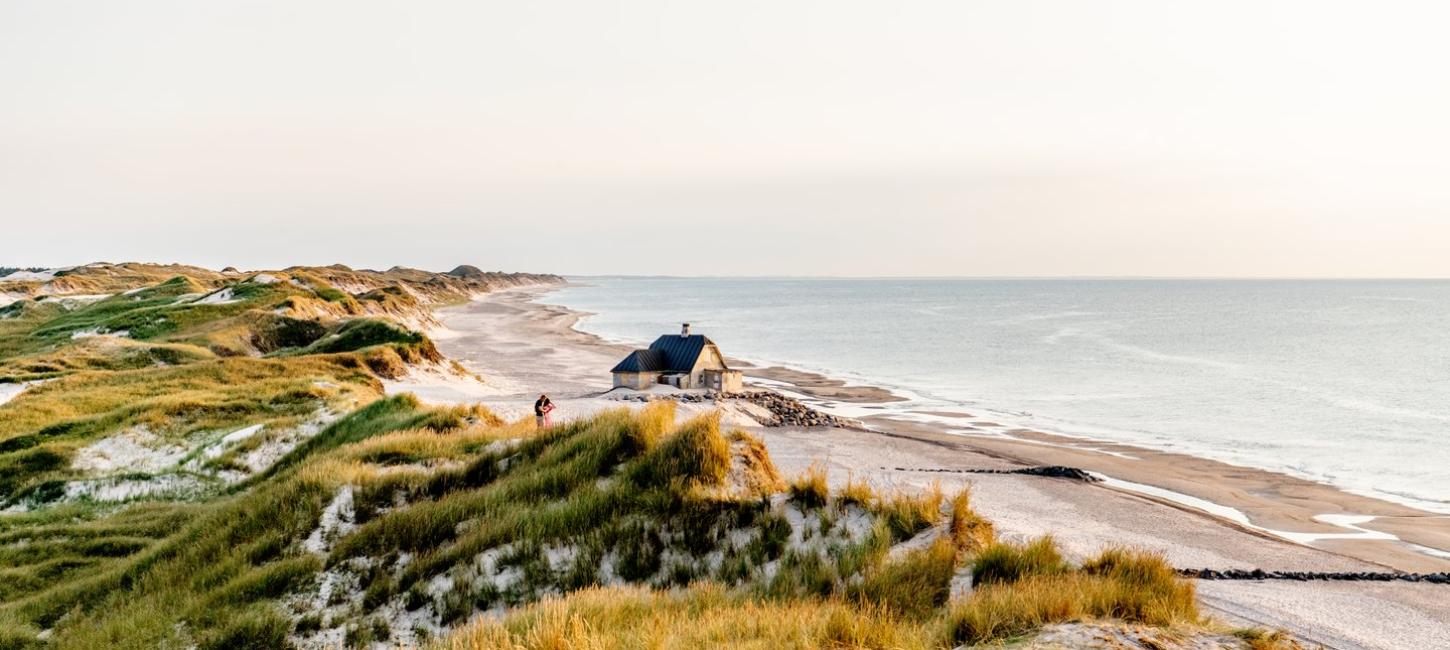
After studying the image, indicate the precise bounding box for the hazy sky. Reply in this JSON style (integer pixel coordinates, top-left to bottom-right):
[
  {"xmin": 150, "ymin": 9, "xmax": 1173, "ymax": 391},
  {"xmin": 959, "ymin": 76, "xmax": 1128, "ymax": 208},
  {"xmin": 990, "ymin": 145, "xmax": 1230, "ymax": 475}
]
[{"xmin": 3, "ymin": 1, "xmax": 1448, "ymax": 277}]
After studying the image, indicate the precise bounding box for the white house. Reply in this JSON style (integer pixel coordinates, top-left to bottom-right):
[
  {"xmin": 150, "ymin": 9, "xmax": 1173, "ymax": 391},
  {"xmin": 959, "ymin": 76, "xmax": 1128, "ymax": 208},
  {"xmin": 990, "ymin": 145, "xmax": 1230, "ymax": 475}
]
[{"xmin": 610, "ymin": 324, "xmax": 744, "ymax": 393}]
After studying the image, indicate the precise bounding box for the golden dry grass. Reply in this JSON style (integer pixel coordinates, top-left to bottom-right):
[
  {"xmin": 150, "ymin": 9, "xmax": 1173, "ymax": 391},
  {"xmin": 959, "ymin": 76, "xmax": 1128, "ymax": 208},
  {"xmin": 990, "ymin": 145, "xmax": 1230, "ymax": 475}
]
[
  {"xmin": 838, "ymin": 471, "xmax": 876, "ymax": 507},
  {"xmin": 947, "ymin": 488, "xmax": 995, "ymax": 554},
  {"xmin": 440, "ymin": 584, "xmax": 935, "ymax": 650},
  {"xmin": 788, "ymin": 462, "xmax": 830, "ymax": 508},
  {"xmin": 950, "ymin": 544, "xmax": 1198, "ymax": 645}
]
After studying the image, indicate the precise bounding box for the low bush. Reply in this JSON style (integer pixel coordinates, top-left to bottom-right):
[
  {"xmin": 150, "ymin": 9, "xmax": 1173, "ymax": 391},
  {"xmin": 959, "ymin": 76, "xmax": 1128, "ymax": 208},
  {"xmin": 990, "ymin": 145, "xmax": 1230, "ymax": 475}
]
[
  {"xmin": 876, "ymin": 484, "xmax": 943, "ymax": 541},
  {"xmin": 788, "ymin": 463, "xmax": 829, "ymax": 509},
  {"xmin": 853, "ymin": 536, "xmax": 959, "ymax": 618},
  {"xmin": 972, "ymin": 536, "xmax": 1069, "ymax": 585}
]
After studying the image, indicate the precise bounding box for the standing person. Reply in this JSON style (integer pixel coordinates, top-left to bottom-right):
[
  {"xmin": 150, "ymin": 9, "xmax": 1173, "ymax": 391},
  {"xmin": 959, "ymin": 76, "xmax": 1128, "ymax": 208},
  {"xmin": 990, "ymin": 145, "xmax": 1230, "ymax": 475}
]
[{"xmin": 534, "ymin": 394, "xmax": 554, "ymax": 428}]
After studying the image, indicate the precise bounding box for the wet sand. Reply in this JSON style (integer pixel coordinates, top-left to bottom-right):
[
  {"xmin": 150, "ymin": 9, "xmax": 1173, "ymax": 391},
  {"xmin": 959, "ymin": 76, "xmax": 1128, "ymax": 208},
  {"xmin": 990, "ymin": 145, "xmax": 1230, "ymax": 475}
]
[{"xmin": 416, "ymin": 285, "xmax": 1450, "ymax": 649}]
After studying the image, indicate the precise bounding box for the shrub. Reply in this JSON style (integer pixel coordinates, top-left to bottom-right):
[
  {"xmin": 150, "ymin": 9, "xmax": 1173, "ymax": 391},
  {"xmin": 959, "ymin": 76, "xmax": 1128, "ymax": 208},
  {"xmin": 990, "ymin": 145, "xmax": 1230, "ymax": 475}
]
[
  {"xmin": 853, "ymin": 536, "xmax": 959, "ymax": 618},
  {"xmin": 788, "ymin": 463, "xmax": 829, "ymax": 509},
  {"xmin": 304, "ymin": 319, "xmax": 424, "ymax": 354},
  {"xmin": 876, "ymin": 484, "xmax": 943, "ymax": 541},
  {"xmin": 945, "ymin": 568, "xmax": 1199, "ymax": 645},
  {"xmin": 440, "ymin": 584, "xmax": 935, "ymax": 650},
  {"xmin": 1078, "ymin": 547, "xmax": 1197, "ymax": 624},
  {"xmin": 725, "ymin": 431, "xmax": 784, "ymax": 497},
  {"xmin": 837, "ymin": 472, "xmax": 875, "ymax": 507},
  {"xmin": 972, "ymin": 536, "xmax": 1068, "ymax": 585},
  {"xmin": 197, "ymin": 608, "xmax": 291, "ymax": 650},
  {"xmin": 947, "ymin": 489, "xmax": 994, "ymax": 554},
  {"xmin": 629, "ymin": 414, "xmax": 730, "ymax": 489}
]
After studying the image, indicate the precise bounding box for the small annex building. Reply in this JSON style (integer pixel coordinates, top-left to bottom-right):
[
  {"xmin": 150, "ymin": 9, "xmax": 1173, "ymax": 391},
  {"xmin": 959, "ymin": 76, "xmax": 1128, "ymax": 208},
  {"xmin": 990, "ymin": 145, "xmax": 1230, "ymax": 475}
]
[{"xmin": 611, "ymin": 324, "xmax": 744, "ymax": 393}]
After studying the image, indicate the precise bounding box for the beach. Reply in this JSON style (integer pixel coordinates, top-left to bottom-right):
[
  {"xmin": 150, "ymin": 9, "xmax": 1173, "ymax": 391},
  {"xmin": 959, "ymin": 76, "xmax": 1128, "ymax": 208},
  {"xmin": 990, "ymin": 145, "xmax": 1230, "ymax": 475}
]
[{"xmin": 408, "ymin": 286, "xmax": 1450, "ymax": 649}]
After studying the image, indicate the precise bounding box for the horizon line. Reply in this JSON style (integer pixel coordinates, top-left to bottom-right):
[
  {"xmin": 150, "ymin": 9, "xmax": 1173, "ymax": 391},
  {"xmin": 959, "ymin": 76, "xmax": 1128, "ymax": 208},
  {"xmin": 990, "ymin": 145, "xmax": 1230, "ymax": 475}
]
[{"xmin": 563, "ymin": 274, "xmax": 1450, "ymax": 281}]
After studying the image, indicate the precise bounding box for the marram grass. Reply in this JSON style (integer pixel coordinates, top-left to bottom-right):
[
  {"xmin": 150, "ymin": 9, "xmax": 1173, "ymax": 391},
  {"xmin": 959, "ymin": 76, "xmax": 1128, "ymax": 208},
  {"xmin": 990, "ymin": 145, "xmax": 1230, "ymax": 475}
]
[{"xmin": 0, "ymin": 267, "xmax": 1264, "ymax": 649}]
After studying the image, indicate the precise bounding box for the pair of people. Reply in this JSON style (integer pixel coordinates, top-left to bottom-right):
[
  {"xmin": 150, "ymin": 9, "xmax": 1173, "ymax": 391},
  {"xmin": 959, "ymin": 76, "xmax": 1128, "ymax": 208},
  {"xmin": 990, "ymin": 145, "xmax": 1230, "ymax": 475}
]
[{"xmin": 534, "ymin": 394, "xmax": 555, "ymax": 428}]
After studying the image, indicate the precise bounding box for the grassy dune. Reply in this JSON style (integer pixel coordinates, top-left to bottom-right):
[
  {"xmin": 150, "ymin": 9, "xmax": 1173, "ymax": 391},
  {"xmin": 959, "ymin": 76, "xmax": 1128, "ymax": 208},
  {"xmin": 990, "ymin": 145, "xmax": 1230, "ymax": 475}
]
[{"xmin": 0, "ymin": 264, "xmax": 1285, "ymax": 649}]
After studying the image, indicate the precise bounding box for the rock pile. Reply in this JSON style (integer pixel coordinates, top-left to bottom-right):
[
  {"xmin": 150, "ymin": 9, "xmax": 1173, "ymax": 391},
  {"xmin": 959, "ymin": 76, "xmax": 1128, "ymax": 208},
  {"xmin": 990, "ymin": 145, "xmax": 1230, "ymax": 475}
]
[
  {"xmin": 892, "ymin": 465, "xmax": 1101, "ymax": 482},
  {"xmin": 612, "ymin": 390, "xmax": 859, "ymax": 429},
  {"xmin": 733, "ymin": 390, "xmax": 857, "ymax": 428},
  {"xmin": 1183, "ymin": 568, "xmax": 1450, "ymax": 583}
]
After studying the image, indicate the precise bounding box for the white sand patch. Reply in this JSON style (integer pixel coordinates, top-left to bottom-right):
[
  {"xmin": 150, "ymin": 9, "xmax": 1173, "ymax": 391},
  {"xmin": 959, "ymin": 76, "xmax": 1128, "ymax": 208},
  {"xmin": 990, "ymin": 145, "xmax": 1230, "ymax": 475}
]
[
  {"xmin": 121, "ymin": 286, "xmax": 151, "ymax": 296},
  {"xmin": 72, "ymin": 428, "xmax": 189, "ymax": 473},
  {"xmin": 70, "ymin": 328, "xmax": 129, "ymax": 339},
  {"xmin": 303, "ymin": 486, "xmax": 357, "ymax": 555},
  {"xmin": 284, "ymin": 557, "xmax": 372, "ymax": 650},
  {"xmin": 0, "ymin": 269, "xmax": 62, "ymax": 283},
  {"xmin": 0, "ymin": 381, "xmax": 43, "ymax": 406},
  {"xmin": 54, "ymin": 293, "xmax": 112, "ymax": 305},
  {"xmin": 57, "ymin": 473, "xmax": 210, "ymax": 505},
  {"xmin": 240, "ymin": 417, "xmax": 337, "ymax": 474},
  {"xmin": 0, "ymin": 292, "xmax": 26, "ymax": 308},
  {"xmin": 192, "ymin": 288, "xmax": 239, "ymax": 305},
  {"xmin": 249, "ymin": 273, "xmax": 282, "ymax": 284},
  {"xmin": 383, "ymin": 364, "xmax": 518, "ymax": 404},
  {"xmin": 201, "ymin": 424, "xmax": 266, "ymax": 459},
  {"xmin": 187, "ymin": 415, "xmax": 339, "ymax": 480},
  {"xmin": 221, "ymin": 423, "xmax": 265, "ymax": 445},
  {"xmin": 329, "ymin": 280, "xmax": 376, "ymax": 295}
]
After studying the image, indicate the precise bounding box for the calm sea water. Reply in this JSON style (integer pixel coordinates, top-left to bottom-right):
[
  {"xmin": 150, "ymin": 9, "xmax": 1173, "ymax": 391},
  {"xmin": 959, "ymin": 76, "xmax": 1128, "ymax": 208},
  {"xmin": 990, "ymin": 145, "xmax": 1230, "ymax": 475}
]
[{"xmin": 548, "ymin": 278, "xmax": 1450, "ymax": 513}]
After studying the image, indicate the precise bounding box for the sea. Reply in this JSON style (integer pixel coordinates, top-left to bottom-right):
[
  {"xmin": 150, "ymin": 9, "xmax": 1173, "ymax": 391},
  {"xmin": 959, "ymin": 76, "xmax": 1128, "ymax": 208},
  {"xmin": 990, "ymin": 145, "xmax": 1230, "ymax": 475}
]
[{"xmin": 547, "ymin": 277, "xmax": 1450, "ymax": 514}]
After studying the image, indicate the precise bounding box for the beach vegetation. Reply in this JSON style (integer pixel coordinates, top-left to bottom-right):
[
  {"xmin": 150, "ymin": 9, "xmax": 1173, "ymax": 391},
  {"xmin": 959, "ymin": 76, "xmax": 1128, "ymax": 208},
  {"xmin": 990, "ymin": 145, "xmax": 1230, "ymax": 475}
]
[
  {"xmin": 0, "ymin": 265, "xmax": 1260, "ymax": 649},
  {"xmin": 788, "ymin": 462, "xmax": 830, "ymax": 508}
]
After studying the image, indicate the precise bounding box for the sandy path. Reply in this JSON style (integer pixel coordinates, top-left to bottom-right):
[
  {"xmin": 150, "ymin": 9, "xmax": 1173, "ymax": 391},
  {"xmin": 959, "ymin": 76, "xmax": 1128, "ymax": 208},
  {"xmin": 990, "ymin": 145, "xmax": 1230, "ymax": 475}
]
[{"xmin": 416, "ymin": 286, "xmax": 1450, "ymax": 650}]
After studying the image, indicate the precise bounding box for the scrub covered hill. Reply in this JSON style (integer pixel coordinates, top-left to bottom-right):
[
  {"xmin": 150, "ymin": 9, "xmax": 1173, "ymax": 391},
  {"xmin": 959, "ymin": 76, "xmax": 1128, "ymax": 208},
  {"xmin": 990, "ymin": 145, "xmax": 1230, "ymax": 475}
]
[{"xmin": 0, "ymin": 263, "xmax": 1288, "ymax": 650}]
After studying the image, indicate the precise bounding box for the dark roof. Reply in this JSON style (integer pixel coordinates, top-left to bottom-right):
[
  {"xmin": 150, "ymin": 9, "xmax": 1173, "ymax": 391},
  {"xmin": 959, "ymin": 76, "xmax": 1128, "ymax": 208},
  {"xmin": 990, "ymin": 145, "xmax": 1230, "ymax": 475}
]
[
  {"xmin": 649, "ymin": 334, "xmax": 715, "ymax": 372},
  {"xmin": 610, "ymin": 349, "xmax": 666, "ymax": 373},
  {"xmin": 611, "ymin": 334, "xmax": 728, "ymax": 374}
]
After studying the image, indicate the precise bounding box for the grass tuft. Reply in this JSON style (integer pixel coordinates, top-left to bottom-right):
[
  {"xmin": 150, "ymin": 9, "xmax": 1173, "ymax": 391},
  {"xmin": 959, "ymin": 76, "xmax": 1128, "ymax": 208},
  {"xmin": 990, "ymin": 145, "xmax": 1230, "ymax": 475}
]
[
  {"xmin": 439, "ymin": 584, "xmax": 933, "ymax": 650},
  {"xmin": 946, "ymin": 488, "xmax": 994, "ymax": 554},
  {"xmin": 788, "ymin": 463, "xmax": 829, "ymax": 509},
  {"xmin": 853, "ymin": 536, "xmax": 959, "ymax": 618},
  {"xmin": 972, "ymin": 535, "xmax": 1069, "ymax": 585},
  {"xmin": 875, "ymin": 483, "xmax": 943, "ymax": 541},
  {"xmin": 837, "ymin": 471, "xmax": 875, "ymax": 507}
]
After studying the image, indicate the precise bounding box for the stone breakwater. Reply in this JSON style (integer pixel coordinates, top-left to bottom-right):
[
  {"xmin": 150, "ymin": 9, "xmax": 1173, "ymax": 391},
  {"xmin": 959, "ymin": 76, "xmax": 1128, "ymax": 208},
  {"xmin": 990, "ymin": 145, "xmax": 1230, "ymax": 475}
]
[
  {"xmin": 888, "ymin": 465, "xmax": 1102, "ymax": 482},
  {"xmin": 1181, "ymin": 568, "xmax": 1450, "ymax": 583},
  {"xmin": 611, "ymin": 390, "xmax": 862, "ymax": 429},
  {"xmin": 733, "ymin": 390, "xmax": 862, "ymax": 428}
]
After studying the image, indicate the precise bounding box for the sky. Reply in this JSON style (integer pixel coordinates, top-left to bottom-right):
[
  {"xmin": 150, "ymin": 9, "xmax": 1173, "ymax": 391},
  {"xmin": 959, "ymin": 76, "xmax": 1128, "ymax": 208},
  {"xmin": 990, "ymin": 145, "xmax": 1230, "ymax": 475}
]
[{"xmin": 2, "ymin": 1, "xmax": 1448, "ymax": 277}]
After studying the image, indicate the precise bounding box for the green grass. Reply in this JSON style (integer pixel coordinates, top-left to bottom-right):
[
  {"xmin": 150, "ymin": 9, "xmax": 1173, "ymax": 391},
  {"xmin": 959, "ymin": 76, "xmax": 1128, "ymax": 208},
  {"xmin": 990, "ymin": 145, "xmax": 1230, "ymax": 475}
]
[
  {"xmin": 0, "ymin": 358, "xmax": 380, "ymax": 506},
  {"xmin": 440, "ymin": 584, "xmax": 935, "ymax": 650},
  {"xmin": 947, "ymin": 541, "xmax": 1198, "ymax": 645},
  {"xmin": 788, "ymin": 463, "xmax": 829, "ymax": 509},
  {"xmin": 875, "ymin": 483, "xmax": 944, "ymax": 542},
  {"xmin": 0, "ymin": 265, "xmax": 1241, "ymax": 649},
  {"xmin": 852, "ymin": 537, "xmax": 959, "ymax": 618},
  {"xmin": 295, "ymin": 318, "xmax": 425, "ymax": 355},
  {"xmin": 972, "ymin": 536, "xmax": 1070, "ymax": 586}
]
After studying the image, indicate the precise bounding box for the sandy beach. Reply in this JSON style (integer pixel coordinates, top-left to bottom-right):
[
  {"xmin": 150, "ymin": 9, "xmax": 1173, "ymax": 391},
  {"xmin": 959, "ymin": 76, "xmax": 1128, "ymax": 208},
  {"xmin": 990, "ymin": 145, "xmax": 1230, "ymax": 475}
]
[{"xmin": 406, "ymin": 286, "xmax": 1450, "ymax": 650}]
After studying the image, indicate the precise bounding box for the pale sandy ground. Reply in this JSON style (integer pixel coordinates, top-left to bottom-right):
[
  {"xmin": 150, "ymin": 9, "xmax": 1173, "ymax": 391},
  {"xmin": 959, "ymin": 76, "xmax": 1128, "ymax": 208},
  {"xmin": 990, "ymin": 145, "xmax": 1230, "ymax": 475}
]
[{"xmin": 396, "ymin": 286, "xmax": 1450, "ymax": 650}]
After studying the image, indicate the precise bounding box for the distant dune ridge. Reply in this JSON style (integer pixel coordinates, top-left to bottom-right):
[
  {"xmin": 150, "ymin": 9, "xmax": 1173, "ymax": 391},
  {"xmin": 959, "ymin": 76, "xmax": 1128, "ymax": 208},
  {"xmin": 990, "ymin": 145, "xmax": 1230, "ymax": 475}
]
[{"xmin": 0, "ymin": 262, "xmax": 1311, "ymax": 649}]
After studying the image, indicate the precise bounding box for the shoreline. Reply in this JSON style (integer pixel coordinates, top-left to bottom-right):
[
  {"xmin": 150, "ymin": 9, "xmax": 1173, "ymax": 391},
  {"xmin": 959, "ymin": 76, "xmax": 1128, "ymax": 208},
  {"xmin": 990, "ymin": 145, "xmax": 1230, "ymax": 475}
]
[
  {"xmin": 464, "ymin": 285, "xmax": 1450, "ymax": 573},
  {"xmin": 411, "ymin": 283, "xmax": 1450, "ymax": 648}
]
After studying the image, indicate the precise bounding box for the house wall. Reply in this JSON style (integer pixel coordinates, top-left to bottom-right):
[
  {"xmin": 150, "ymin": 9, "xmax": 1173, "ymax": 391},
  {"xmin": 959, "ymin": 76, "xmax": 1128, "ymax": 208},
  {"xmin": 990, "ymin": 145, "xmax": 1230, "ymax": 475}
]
[
  {"xmin": 612, "ymin": 372, "xmax": 658, "ymax": 390},
  {"xmin": 689, "ymin": 344, "xmax": 728, "ymax": 387},
  {"xmin": 701, "ymin": 369, "xmax": 744, "ymax": 393},
  {"xmin": 720, "ymin": 370, "xmax": 743, "ymax": 393}
]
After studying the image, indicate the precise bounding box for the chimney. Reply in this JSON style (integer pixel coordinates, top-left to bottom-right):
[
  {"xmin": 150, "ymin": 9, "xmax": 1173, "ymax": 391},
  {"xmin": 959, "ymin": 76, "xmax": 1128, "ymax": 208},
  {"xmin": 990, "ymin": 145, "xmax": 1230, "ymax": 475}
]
[{"xmin": 681, "ymin": 323, "xmax": 691, "ymax": 337}]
